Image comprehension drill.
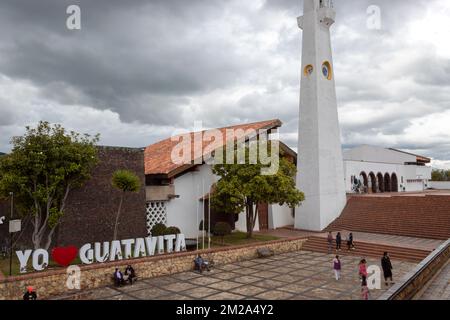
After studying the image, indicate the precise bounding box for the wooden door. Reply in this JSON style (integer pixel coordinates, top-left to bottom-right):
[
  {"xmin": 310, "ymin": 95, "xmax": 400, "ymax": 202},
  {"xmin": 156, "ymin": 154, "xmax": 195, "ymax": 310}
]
[{"xmin": 258, "ymin": 202, "xmax": 269, "ymax": 230}]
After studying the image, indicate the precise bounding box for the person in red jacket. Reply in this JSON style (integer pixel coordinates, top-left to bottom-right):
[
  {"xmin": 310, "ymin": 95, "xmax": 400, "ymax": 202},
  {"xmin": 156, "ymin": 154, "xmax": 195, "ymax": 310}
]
[
  {"xmin": 23, "ymin": 286, "xmax": 37, "ymax": 300},
  {"xmin": 358, "ymin": 258, "xmax": 368, "ymax": 283}
]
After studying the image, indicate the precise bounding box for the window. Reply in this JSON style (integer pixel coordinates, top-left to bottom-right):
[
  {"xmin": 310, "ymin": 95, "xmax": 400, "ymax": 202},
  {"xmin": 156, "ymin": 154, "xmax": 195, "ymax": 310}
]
[{"xmin": 146, "ymin": 201, "xmax": 167, "ymax": 235}]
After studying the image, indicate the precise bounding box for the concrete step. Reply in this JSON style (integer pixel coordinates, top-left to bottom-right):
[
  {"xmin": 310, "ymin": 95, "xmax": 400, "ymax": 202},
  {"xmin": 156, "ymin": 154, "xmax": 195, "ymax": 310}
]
[
  {"xmin": 302, "ymin": 236, "xmax": 430, "ymax": 262},
  {"xmin": 325, "ymin": 195, "xmax": 450, "ymax": 240}
]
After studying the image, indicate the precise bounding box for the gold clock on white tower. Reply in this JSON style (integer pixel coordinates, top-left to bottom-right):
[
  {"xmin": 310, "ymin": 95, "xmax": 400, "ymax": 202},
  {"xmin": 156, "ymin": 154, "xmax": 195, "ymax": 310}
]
[{"xmin": 295, "ymin": 0, "xmax": 346, "ymax": 231}]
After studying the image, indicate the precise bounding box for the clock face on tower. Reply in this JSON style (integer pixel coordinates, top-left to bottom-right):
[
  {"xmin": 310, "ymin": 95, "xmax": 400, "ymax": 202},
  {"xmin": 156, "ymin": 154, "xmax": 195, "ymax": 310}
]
[
  {"xmin": 321, "ymin": 61, "xmax": 332, "ymax": 80},
  {"xmin": 304, "ymin": 64, "xmax": 314, "ymax": 76}
]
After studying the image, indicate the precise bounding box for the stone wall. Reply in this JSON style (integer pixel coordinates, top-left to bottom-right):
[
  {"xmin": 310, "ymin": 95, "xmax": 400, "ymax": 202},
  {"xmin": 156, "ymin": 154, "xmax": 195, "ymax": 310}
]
[
  {"xmin": 378, "ymin": 238, "xmax": 450, "ymax": 300},
  {"xmin": 56, "ymin": 146, "xmax": 147, "ymax": 247},
  {"xmin": 0, "ymin": 237, "xmax": 306, "ymax": 300},
  {"xmin": 0, "ymin": 146, "xmax": 147, "ymax": 249}
]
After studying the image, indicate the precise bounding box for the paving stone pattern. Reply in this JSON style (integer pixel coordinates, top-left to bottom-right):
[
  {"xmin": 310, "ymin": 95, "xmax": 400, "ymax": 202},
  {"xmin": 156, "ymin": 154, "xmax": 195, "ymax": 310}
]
[{"xmin": 54, "ymin": 250, "xmax": 416, "ymax": 300}]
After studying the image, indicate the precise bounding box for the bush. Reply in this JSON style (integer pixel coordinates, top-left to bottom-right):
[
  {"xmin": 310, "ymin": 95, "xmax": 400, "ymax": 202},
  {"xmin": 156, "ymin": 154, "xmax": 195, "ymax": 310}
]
[
  {"xmin": 150, "ymin": 223, "xmax": 167, "ymax": 236},
  {"xmin": 213, "ymin": 222, "xmax": 232, "ymax": 243},
  {"xmin": 164, "ymin": 226, "xmax": 181, "ymax": 235}
]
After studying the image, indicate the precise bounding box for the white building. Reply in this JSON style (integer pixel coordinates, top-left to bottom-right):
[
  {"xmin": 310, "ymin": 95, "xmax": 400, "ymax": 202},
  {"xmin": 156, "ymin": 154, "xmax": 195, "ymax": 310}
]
[
  {"xmin": 343, "ymin": 145, "xmax": 432, "ymax": 193},
  {"xmin": 143, "ymin": 120, "xmax": 432, "ymax": 237},
  {"xmin": 144, "ymin": 119, "xmax": 296, "ymax": 239}
]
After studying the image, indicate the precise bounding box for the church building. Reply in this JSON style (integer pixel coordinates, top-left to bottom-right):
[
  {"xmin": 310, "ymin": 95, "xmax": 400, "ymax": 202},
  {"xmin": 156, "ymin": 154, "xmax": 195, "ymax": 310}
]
[{"xmin": 343, "ymin": 145, "xmax": 431, "ymax": 194}]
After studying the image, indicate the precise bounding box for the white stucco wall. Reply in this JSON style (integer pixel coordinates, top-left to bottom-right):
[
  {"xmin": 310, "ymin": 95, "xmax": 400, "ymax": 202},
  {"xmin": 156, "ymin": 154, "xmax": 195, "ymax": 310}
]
[
  {"xmin": 234, "ymin": 211, "xmax": 259, "ymax": 233},
  {"xmin": 404, "ymin": 180, "xmax": 424, "ymax": 192},
  {"xmin": 344, "ymin": 160, "xmax": 403, "ymax": 192},
  {"xmin": 165, "ymin": 165, "xmax": 217, "ymax": 239},
  {"xmin": 343, "ymin": 145, "xmax": 414, "ymax": 165},
  {"xmin": 269, "ymin": 204, "xmax": 294, "ymax": 229},
  {"xmin": 428, "ymin": 181, "xmax": 450, "ymax": 190},
  {"xmin": 344, "ymin": 161, "xmax": 432, "ymax": 193}
]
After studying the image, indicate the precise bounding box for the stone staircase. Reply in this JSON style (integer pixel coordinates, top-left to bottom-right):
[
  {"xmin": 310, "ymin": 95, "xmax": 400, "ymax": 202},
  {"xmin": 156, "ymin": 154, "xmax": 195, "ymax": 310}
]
[
  {"xmin": 326, "ymin": 195, "xmax": 450, "ymax": 240},
  {"xmin": 301, "ymin": 236, "xmax": 431, "ymax": 262}
]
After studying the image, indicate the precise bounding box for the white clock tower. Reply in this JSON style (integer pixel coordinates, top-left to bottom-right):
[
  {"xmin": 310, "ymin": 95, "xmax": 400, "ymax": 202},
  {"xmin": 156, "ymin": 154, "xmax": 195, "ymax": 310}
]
[{"xmin": 295, "ymin": 0, "xmax": 346, "ymax": 231}]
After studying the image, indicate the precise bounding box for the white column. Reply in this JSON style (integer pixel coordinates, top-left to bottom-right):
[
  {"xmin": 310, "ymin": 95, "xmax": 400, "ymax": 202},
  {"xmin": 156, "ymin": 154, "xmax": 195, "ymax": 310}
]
[{"xmin": 295, "ymin": 0, "xmax": 346, "ymax": 231}]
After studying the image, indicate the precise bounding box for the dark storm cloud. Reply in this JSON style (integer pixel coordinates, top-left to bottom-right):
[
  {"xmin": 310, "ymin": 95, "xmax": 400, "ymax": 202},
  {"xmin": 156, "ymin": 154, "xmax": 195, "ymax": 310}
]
[
  {"xmin": 0, "ymin": 0, "xmax": 449, "ymax": 166},
  {"xmin": 0, "ymin": 0, "xmax": 256, "ymax": 125}
]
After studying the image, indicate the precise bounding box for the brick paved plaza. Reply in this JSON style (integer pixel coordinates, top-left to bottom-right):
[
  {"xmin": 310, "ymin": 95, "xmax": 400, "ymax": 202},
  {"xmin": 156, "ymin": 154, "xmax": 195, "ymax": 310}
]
[{"xmin": 56, "ymin": 250, "xmax": 416, "ymax": 300}]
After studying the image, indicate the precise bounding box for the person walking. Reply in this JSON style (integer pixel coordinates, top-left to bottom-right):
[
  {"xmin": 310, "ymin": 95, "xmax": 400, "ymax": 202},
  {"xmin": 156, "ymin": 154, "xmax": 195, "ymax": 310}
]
[
  {"xmin": 359, "ymin": 259, "xmax": 368, "ymax": 283},
  {"xmin": 381, "ymin": 252, "xmax": 394, "ymax": 286},
  {"xmin": 347, "ymin": 232, "xmax": 355, "ymax": 250},
  {"xmin": 361, "ymin": 277, "xmax": 369, "ymax": 300},
  {"xmin": 333, "ymin": 255, "xmax": 341, "ymax": 280},
  {"xmin": 335, "ymin": 232, "xmax": 342, "ymax": 251},
  {"xmin": 327, "ymin": 232, "xmax": 333, "ymax": 253}
]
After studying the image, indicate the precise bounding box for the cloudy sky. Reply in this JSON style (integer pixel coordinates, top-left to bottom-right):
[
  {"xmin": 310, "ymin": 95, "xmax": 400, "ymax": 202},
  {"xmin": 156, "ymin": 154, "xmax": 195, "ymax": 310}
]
[{"xmin": 0, "ymin": 0, "xmax": 449, "ymax": 168}]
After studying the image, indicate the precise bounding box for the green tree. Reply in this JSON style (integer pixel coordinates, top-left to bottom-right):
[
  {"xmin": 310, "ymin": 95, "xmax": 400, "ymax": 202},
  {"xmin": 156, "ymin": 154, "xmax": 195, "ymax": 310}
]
[
  {"xmin": 212, "ymin": 147, "xmax": 304, "ymax": 239},
  {"xmin": 0, "ymin": 121, "xmax": 99, "ymax": 250},
  {"xmin": 111, "ymin": 170, "xmax": 141, "ymax": 240},
  {"xmin": 431, "ymin": 169, "xmax": 450, "ymax": 181}
]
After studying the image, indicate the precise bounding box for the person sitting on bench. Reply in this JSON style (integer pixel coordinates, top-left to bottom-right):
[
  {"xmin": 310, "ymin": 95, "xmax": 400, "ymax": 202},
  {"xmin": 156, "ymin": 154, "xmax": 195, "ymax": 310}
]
[
  {"xmin": 23, "ymin": 286, "xmax": 37, "ymax": 300},
  {"xmin": 194, "ymin": 254, "xmax": 210, "ymax": 273},
  {"xmin": 124, "ymin": 265, "xmax": 136, "ymax": 285},
  {"xmin": 113, "ymin": 268, "xmax": 125, "ymax": 287}
]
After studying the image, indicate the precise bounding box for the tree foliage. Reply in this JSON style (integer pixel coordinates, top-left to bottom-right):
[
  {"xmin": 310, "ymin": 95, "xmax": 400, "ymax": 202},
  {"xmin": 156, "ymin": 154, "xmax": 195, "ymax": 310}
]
[
  {"xmin": 150, "ymin": 223, "xmax": 167, "ymax": 237},
  {"xmin": 431, "ymin": 169, "xmax": 450, "ymax": 181},
  {"xmin": 211, "ymin": 146, "xmax": 304, "ymax": 238},
  {"xmin": 213, "ymin": 222, "xmax": 232, "ymax": 243},
  {"xmin": 112, "ymin": 170, "xmax": 141, "ymax": 193},
  {"xmin": 0, "ymin": 121, "xmax": 99, "ymax": 250},
  {"xmin": 111, "ymin": 169, "xmax": 141, "ymax": 240}
]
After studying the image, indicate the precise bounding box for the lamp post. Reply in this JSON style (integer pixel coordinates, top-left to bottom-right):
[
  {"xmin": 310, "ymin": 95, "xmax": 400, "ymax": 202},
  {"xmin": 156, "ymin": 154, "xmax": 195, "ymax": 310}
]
[{"xmin": 9, "ymin": 192, "xmax": 13, "ymax": 276}]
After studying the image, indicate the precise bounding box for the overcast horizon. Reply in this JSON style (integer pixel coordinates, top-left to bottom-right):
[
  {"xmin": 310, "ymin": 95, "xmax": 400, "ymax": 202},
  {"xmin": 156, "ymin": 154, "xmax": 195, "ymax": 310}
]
[{"xmin": 0, "ymin": 0, "xmax": 449, "ymax": 168}]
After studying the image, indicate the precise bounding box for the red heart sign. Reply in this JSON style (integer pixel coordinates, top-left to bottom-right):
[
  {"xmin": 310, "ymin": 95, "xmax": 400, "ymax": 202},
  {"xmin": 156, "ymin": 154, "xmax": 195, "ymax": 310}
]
[{"xmin": 51, "ymin": 246, "xmax": 78, "ymax": 267}]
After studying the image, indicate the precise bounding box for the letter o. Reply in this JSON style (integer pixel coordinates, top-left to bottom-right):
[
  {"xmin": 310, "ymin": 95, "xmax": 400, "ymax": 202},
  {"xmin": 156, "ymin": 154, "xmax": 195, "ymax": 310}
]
[{"xmin": 32, "ymin": 249, "xmax": 49, "ymax": 271}]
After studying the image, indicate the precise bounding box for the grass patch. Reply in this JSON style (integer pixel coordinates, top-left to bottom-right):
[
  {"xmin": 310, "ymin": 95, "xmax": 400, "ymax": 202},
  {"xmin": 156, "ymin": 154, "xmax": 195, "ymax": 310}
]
[{"xmin": 215, "ymin": 231, "xmax": 279, "ymax": 245}]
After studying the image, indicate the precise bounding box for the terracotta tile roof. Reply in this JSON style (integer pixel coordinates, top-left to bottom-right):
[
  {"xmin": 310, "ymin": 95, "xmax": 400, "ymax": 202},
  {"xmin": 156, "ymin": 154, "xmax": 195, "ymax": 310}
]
[{"xmin": 145, "ymin": 119, "xmax": 282, "ymax": 176}]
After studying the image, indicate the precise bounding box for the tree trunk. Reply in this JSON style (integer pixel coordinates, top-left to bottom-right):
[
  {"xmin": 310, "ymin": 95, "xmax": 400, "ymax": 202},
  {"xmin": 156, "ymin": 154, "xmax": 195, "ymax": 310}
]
[
  {"xmin": 113, "ymin": 192, "xmax": 124, "ymax": 241},
  {"xmin": 44, "ymin": 227, "xmax": 56, "ymax": 251},
  {"xmin": 246, "ymin": 200, "xmax": 254, "ymax": 239}
]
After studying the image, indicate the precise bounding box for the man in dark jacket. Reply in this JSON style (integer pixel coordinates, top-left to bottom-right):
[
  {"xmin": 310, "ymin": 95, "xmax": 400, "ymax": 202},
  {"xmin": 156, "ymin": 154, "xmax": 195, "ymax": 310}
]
[
  {"xmin": 124, "ymin": 265, "xmax": 136, "ymax": 285},
  {"xmin": 347, "ymin": 232, "xmax": 355, "ymax": 250},
  {"xmin": 381, "ymin": 252, "xmax": 394, "ymax": 286},
  {"xmin": 335, "ymin": 232, "xmax": 342, "ymax": 251},
  {"xmin": 23, "ymin": 286, "xmax": 37, "ymax": 300}
]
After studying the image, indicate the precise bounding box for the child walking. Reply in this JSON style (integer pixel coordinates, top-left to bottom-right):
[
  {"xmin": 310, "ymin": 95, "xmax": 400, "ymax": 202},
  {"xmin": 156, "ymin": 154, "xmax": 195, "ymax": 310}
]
[
  {"xmin": 361, "ymin": 277, "xmax": 369, "ymax": 300},
  {"xmin": 358, "ymin": 258, "xmax": 368, "ymax": 283},
  {"xmin": 333, "ymin": 255, "xmax": 341, "ymax": 280}
]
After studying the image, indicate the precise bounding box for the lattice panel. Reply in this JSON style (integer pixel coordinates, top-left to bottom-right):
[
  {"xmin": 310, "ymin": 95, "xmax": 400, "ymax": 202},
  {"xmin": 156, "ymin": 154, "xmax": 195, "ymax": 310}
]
[{"xmin": 146, "ymin": 201, "xmax": 167, "ymax": 235}]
